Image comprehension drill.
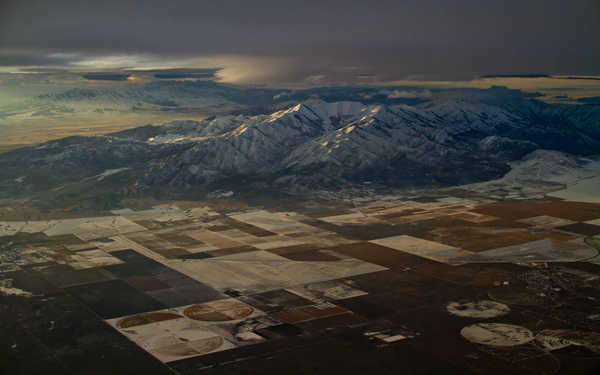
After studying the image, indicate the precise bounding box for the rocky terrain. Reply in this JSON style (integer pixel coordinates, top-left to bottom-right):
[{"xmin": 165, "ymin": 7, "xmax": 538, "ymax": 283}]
[{"xmin": 1, "ymin": 92, "xmax": 599, "ymax": 207}]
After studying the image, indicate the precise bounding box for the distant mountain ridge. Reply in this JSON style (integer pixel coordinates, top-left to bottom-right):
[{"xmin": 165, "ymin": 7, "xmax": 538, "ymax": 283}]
[{"xmin": 1, "ymin": 95, "xmax": 599, "ymax": 202}]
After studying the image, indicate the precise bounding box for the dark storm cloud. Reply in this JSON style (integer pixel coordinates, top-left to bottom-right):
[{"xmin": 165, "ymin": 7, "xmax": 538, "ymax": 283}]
[
  {"xmin": 0, "ymin": 0, "xmax": 598, "ymax": 81},
  {"xmin": 81, "ymin": 72, "xmax": 131, "ymax": 81},
  {"xmin": 148, "ymin": 68, "xmax": 222, "ymax": 80},
  {"xmin": 0, "ymin": 51, "xmax": 84, "ymax": 67}
]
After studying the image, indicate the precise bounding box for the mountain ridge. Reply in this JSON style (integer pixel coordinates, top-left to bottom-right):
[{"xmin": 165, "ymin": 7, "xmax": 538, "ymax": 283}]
[{"xmin": 1, "ymin": 97, "xmax": 599, "ymax": 204}]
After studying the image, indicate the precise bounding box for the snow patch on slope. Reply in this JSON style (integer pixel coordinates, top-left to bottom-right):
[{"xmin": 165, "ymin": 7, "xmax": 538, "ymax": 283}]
[
  {"xmin": 464, "ymin": 150, "xmax": 600, "ymax": 200},
  {"xmin": 95, "ymin": 168, "xmax": 130, "ymax": 181},
  {"xmin": 504, "ymin": 150, "xmax": 598, "ymax": 184},
  {"xmin": 0, "ymin": 279, "xmax": 33, "ymax": 297}
]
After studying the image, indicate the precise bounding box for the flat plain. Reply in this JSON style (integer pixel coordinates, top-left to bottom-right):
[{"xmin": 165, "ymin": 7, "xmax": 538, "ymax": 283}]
[{"xmin": 2, "ymin": 195, "xmax": 600, "ymax": 374}]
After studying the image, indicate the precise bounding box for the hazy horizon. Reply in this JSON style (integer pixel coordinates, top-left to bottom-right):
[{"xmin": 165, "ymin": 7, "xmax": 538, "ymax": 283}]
[{"xmin": 1, "ymin": 0, "xmax": 599, "ymax": 85}]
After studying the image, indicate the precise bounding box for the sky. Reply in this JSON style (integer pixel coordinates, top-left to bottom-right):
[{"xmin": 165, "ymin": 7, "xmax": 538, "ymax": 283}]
[{"xmin": 0, "ymin": 0, "xmax": 599, "ymax": 84}]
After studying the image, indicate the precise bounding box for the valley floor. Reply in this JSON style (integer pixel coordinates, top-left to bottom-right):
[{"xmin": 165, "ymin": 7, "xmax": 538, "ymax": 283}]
[{"xmin": 2, "ymin": 193, "xmax": 600, "ymax": 374}]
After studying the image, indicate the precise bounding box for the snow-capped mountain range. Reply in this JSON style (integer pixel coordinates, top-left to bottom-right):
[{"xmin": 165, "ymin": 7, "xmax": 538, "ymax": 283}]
[{"xmin": 1, "ymin": 97, "xmax": 599, "ymax": 200}]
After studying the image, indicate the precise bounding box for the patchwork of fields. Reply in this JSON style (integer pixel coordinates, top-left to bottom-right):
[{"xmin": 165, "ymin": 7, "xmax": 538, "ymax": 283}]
[{"xmin": 2, "ymin": 196, "xmax": 600, "ymax": 374}]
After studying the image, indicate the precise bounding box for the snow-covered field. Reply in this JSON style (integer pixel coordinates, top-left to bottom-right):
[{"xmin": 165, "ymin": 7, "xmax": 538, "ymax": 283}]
[
  {"xmin": 464, "ymin": 151, "xmax": 600, "ymax": 202},
  {"xmin": 548, "ymin": 175, "xmax": 600, "ymax": 203}
]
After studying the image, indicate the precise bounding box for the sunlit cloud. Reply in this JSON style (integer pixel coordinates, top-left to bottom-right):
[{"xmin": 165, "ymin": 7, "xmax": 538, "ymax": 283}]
[
  {"xmin": 71, "ymin": 54, "xmax": 152, "ymax": 69},
  {"xmin": 1, "ymin": 47, "xmax": 599, "ymax": 102},
  {"xmin": 384, "ymin": 76, "xmax": 600, "ymax": 101}
]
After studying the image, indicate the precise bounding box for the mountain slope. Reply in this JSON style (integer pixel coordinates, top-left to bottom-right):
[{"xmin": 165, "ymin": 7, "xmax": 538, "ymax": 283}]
[{"xmin": 1, "ymin": 97, "xmax": 599, "ymax": 203}]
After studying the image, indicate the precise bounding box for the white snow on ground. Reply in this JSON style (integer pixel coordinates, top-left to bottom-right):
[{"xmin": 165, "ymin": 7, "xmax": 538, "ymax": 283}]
[
  {"xmin": 548, "ymin": 175, "xmax": 600, "ymax": 203},
  {"xmin": 145, "ymin": 101, "xmax": 369, "ymax": 146},
  {"xmin": 0, "ymin": 216, "xmax": 146, "ymax": 238},
  {"xmin": 95, "ymin": 168, "xmax": 130, "ymax": 181},
  {"xmin": 0, "ymin": 279, "xmax": 32, "ymax": 297},
  {"xmin": 510, "ymin": 151, "xmax": 600, "ymax": 184},
  {"xmin": 0, "ymin": 205, "xmax": 216, "ymax": 273},
  {"xmin": 464, "ymin": 150, "xmax": 600, "ymax": 201},
  {"xmin": 494, "ymin": 150, "xmax": 599, "ymax": 185},
  {"xmin": 268, "ymin": 101, "xmax": 366, "ymax": 124}
]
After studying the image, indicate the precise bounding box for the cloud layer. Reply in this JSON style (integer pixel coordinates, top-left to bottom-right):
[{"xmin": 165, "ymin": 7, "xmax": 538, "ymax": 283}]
[{"xmin": 1, "ymin": 0, "xmax": 598, "ymax": 83}]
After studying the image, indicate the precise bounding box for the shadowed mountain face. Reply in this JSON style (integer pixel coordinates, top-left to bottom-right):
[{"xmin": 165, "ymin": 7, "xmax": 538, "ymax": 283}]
[{"xmin": 1, "ymin": 94, "xmax": 599, "ymax": 202}]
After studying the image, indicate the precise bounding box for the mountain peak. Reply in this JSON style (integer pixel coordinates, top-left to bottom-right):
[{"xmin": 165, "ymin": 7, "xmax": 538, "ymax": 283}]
[{"xmin": 2, "ymin": 99, "xmax": 599, "ymax": 198}]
